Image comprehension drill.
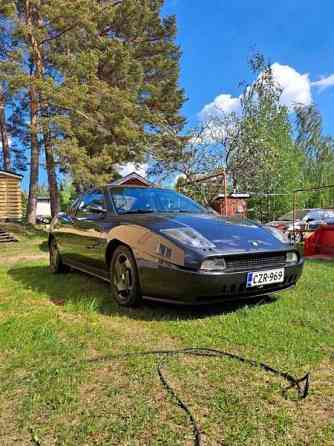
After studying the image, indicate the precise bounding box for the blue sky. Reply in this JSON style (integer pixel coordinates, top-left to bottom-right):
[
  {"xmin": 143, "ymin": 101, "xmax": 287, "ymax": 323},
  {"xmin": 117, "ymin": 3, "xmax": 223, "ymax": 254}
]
[{"xmin": 163, "ymin": 0, "xmax": 334, "ymax": 133}]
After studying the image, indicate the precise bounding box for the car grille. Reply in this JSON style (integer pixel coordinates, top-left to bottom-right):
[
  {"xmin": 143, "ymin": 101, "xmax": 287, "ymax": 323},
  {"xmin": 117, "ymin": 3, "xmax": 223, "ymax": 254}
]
[{"xmin": 225, "ymin": 252, "xmax": 286, "ymax": 272}]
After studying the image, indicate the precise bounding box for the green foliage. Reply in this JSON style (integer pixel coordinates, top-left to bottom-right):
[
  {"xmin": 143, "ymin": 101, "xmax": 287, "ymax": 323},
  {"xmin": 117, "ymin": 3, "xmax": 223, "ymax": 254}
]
[
  {"xmin": 59, "ymin": 179, "xmax": 76, "ymax": 211},
  {"xmin": 227, "ymin": 55, "xmax": 303, "ymax": 220},
  {"xmin": 294, "ymin": 104, "xmax": 334, "ymax": 209},
  {"xmin": 45, "ymin": 0, "xmax": 185, "ymax": 186}
]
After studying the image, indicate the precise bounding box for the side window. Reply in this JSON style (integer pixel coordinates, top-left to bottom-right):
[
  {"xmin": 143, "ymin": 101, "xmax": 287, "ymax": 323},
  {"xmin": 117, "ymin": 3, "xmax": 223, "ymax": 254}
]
[
  {"xmin": 111, "ymin": 190, "xmax": 154, "ymax": 213},
  {"xmin": 76, "ymin": 190, "xmax": 106, "ymax": 218},
  {"xmin": 324, "ymin": 210, "xmax": 334, "ymax": 219},
  {"xmin": 112, "ymin": 192, "xmax": 136, "ymax": 213},
  {"xmin": 307, "ymin": 211, "xmax": 322, "ymax": 221}
]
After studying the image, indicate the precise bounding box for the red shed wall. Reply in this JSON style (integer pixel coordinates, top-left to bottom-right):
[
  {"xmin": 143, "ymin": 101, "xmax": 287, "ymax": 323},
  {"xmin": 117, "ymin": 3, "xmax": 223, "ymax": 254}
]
[{"xmin": 211, "ymin": 198, "xmax": 247, "ymax": 217}]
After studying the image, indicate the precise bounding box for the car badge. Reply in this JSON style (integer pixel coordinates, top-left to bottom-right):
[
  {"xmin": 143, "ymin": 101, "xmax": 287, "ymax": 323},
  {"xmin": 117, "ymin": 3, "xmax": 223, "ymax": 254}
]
[{"xmin": 250, "ymin": 240, "xmax": 259, "ymax": 247}]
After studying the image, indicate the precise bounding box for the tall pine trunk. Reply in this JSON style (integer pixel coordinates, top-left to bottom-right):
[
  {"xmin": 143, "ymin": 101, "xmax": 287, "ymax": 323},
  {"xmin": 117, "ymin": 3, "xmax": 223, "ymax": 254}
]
[
  {"xmin": 32, "ymin": 0, "xmax": 59, "ymax": 219},
  {"xmin": 25, "ymin": 0, "xmax": 60, "ymax": 222},
  {"xmin": 44, "ymin": 129, "xmax": 59, "ymax": 217},
  {"xmin": 0, "ymin": 92, "xmax": 10, "ymax": 170},
  {"xmin": 26, "ymin": 84, "xmax": 40, "ymax": 224},
  {"xmin": 25, "ymin": 0, "xmax": 42, "ymax": 224}
]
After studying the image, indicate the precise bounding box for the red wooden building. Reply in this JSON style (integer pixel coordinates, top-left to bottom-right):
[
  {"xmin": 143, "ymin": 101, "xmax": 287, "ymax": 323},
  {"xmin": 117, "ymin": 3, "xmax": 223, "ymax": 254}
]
[{"xmin": 211, "ymin": 193, "xmax": 249, "ymax": 218}]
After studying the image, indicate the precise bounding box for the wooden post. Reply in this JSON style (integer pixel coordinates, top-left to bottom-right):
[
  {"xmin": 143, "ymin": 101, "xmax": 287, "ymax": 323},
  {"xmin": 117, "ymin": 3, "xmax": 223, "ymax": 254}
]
[
  {"xmin": 292, "ymin": 191, "xmax": 296, "ymax": 243},
  {"xmin": 223, "ymin": 170, "xmax": 227, "ymax": 217}
]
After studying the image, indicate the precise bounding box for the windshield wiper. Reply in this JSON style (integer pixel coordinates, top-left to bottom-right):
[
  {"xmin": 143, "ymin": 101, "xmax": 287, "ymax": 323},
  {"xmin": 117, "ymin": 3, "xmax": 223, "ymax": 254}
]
[
  {"xmin": 119, "ymin": 209, "xmax": 155, "ymax": 215},
  {"xmin": 163, "ymin": 210, "xmax": 196, "ymax": 213}
]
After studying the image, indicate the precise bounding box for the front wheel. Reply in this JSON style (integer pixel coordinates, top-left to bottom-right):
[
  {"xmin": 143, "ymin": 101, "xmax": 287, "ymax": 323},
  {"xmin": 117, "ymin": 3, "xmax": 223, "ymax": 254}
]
[{"xmin": 110, "ymin": 245, "xmax": 141, "ymax": 307}]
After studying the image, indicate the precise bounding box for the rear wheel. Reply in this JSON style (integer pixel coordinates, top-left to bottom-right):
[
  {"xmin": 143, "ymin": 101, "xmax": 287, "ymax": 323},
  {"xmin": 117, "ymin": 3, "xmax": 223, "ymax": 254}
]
[
  {"xmin": 49, "ymin": 238, "xmax": 68, "ymax": 273},
  {"xmin": 110, "ymin": 245, "xmax": 141, "ymax": 307}
]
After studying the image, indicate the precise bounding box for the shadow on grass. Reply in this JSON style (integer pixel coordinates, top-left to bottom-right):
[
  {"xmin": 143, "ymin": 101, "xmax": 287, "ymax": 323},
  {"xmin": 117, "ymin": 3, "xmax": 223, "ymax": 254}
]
[
  {"xmin": 39, "ymin": 240, "xmax": 49, "ymax": 252},
  {"xmin": 8, "ymin": 265, "xmax": 278, "ymax": 322}
]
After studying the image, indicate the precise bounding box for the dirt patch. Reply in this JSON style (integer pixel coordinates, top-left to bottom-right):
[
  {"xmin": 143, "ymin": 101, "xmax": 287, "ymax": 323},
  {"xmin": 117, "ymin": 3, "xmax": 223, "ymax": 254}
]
[
  {"xmin": 289, "ymin": 359, "xmax": 334, "ymax": 442},
  {"xmin": 0, "ymin": 393, "xmax": 31, "ymax": 445},
  {"xmin": 3, "ymin": 254, "xmax": 49, "ymax": 266}
]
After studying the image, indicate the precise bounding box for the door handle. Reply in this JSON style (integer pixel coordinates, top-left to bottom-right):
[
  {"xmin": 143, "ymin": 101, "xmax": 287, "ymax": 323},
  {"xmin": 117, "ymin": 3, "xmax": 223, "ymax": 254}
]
[{"xmin": 86, "ymin": 241, "xmax": 102, "ymax": 249}]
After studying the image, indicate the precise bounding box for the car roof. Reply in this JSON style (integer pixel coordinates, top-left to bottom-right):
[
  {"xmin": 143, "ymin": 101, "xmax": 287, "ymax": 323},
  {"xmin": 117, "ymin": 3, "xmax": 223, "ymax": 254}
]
[{"xmin": 81, "ymin": 185, "xmax": 171, "ymax": 193}]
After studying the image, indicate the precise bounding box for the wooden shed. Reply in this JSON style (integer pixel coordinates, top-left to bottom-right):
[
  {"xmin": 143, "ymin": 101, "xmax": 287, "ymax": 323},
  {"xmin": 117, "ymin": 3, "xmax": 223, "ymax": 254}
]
[
  {"xmin": 211, "ymin": 193, "xmax": 250, "ymax": 218},
  {"xmin": 0, "ymin": 170, "xmax": 23, "ymax": 221}
]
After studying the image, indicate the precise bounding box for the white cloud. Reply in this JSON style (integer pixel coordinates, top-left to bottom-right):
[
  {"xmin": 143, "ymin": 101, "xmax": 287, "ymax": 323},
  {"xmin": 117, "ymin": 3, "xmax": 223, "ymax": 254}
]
[
  {"xmin": 200, "ymin": 63, "xmax": 334, "ymax": 121},
  {"xmin": 200, "ymin": 94, "xmax": 241, "ymax": 120},
  {"xmin": 311, "ymin": 74, "xmax": 334, "ymax": 91},
  {"xmin": 270, "ymin": 63, "xmax": 312, "ymax": 108},
  {"xmin": 118, "ymin": 162, "xmax": 147, "ymax": 177}
]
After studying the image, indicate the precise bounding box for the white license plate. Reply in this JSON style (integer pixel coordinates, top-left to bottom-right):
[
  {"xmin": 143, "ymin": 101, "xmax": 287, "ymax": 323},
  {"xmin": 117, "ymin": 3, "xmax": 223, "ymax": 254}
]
[{"xmin": 246, "ymin": 268, "xmax": 285, "ymax": 288}]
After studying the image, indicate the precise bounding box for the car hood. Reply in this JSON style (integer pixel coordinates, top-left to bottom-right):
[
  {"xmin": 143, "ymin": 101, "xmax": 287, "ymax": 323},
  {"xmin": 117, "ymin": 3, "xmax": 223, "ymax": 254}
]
[{"xmin": 120, "ymin": 213, "xmax": 289, "ymax": 253}]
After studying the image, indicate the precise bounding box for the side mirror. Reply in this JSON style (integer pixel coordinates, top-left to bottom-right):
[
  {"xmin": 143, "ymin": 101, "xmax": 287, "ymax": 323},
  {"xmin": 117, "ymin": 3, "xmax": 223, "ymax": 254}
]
[{"xmin": 87, "ymin": 204, "xmax": 107, "ymax": 214}]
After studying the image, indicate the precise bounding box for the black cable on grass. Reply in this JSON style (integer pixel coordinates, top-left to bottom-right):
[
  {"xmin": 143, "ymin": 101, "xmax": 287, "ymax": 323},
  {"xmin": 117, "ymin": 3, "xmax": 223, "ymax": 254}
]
[
  {"xmin": 158, "ymin": 360, "xmax": 202, "ymax": 446},
  {"xmin": 87, "ymin": 347, "xmax": 310, "ymax": 446}
]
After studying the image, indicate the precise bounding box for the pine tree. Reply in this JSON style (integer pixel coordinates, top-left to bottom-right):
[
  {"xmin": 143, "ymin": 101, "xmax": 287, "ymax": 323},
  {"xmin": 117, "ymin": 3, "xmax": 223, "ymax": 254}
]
[
  {"xmin": 0, "ymin": 0, "xmax": 42, "ymax": 222},
  {"xmin": 51, "ymin": 0, "xmax": 185, "ymax": 186},
  {"xmin": 0, "ymin": 12, "xmax": 13, "ymax": 170}
]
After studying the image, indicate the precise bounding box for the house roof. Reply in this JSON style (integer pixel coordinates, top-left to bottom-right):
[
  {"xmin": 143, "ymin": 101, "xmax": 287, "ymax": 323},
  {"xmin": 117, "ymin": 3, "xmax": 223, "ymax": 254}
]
[
  {"xmin": 110, "ymin": 172, "xmax": 154, "ymax": 187},
  {"xmin": 0, "ymin": 169, "xmax": 23, "ymax": 179}
]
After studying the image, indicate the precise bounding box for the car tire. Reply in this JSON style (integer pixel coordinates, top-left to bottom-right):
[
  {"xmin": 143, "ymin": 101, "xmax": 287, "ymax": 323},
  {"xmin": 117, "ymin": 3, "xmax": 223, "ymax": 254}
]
[
  {"xmin": 49, "ymin": 237, "xmax": 68, "ymax": 273},
  {"xmin": 110, "ymin": 245, "xmax": 141, "ymax": 307}
]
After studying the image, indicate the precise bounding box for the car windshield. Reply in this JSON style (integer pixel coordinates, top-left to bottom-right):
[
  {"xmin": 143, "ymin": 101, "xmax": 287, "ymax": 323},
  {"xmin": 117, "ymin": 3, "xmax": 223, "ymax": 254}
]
[
  {"xmin": 109, "ymin": 187, "xmax": 208, "ymax": 215},
  {"xmin": 278, "ymin": 210, "xmax": 310, "ymax": 221}
]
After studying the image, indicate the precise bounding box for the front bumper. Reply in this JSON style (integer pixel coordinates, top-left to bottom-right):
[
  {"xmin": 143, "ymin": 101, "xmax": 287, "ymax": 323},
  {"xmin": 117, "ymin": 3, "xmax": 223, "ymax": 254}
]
[{"xmin": 140, "ymin": 260, "xmax": 304, "ymax": 304}]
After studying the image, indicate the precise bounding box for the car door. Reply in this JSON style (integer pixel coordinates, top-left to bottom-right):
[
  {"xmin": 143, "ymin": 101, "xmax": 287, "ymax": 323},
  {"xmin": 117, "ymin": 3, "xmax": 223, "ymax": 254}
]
[{"xmin": 67, "ymin": 189, "xmax": 111, "ymax": 278}]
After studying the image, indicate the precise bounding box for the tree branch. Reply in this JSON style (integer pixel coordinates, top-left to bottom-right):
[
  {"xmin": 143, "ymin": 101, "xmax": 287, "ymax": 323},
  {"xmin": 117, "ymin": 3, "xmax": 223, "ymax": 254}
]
[{"xmin": 38, "ymin": 0, "xmax": 123, "ymax": 45}]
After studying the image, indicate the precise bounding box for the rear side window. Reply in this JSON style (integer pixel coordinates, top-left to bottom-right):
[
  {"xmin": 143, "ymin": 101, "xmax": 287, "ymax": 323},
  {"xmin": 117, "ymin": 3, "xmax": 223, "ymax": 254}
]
[{"xmin": 306, "ymin": 211, "xmax": 322, "ymax": 221}]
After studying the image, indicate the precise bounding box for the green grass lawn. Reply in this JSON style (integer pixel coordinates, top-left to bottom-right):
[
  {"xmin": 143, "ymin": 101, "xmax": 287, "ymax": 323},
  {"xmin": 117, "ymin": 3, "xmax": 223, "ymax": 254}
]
[{"xmin": 0, "ymin": 224, "xmax": 333, "ymax": 445}]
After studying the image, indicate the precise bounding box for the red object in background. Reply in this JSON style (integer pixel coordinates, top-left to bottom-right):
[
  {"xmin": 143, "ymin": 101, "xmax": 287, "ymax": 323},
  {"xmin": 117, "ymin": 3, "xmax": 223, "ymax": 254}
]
[
  {"xmin": 304, "ymin": 224, "xmax": 334, "ymax": 258},
  {"xmin": 211, "ymin": 196, "xmax": 248, "ymax": 218}
]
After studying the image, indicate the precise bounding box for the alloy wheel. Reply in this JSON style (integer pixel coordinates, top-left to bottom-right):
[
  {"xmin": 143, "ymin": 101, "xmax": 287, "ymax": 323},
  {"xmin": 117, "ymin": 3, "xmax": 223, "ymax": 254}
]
[{"xmin": 113, "ymin": 252, "xmax": 134, "ymax": 302}]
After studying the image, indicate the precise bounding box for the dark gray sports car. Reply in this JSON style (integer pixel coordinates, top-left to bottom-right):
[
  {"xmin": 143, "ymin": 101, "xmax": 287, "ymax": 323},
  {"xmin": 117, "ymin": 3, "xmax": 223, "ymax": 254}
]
[{"xmin": 49, "ymin": 186, "xmax": 304, "ymax": 306}]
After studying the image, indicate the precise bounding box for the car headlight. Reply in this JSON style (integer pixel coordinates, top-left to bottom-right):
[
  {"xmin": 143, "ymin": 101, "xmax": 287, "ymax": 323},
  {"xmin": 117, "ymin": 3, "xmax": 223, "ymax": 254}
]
[
  {"xmin": 267, "ymin": 226, "xmax": 290, "ymax": 243},
  {"xmin": 160, "ymin": 227, "xmax": 215, "ymax": 249},
  {"xmin": 201, "ymin": 257, "xmax": 226, "ymax": 271},
  {"xmin": 286, "ymin": 251, "xmax": 298, "ymax": 264}
]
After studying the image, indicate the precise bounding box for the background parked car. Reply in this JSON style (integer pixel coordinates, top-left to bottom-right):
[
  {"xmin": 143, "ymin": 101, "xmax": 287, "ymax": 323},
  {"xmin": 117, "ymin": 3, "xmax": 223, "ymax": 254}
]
[
  {"xmin": 267, "ymin": 208, "xmax": 334, "ymax": 241},
  {"xmin": 306, "ymin": 214, "xmax": 334, "ymax": 231}
]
